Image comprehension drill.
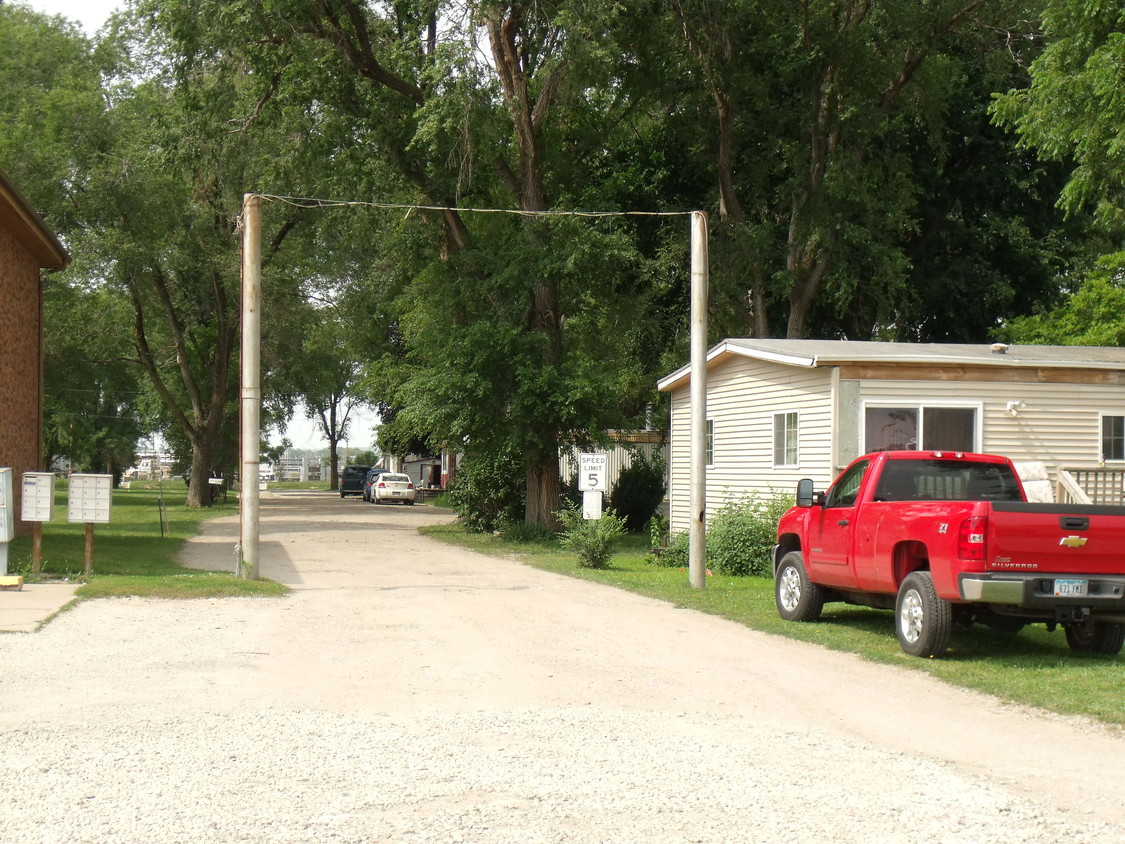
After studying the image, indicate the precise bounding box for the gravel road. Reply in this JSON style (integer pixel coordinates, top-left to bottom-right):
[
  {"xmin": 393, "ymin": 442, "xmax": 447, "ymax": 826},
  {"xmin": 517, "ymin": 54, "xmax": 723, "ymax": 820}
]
[{"xmin": 2, "ymin": 492, "xmax": 1123, "ymax": 843}]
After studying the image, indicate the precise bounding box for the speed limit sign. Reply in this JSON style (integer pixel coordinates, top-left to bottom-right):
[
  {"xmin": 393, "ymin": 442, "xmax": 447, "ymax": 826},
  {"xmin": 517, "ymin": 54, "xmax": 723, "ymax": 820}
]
[{"xmin": 578, "ymin": 453, "xmax": 608, "ymax": 492}]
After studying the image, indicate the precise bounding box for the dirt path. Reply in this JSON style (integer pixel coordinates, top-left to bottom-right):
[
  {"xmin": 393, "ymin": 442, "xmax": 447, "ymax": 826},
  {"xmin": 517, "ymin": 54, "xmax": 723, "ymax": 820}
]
[{"xmin": 1, "ymin": 492, "xmax": 1122, "ymax": 842}]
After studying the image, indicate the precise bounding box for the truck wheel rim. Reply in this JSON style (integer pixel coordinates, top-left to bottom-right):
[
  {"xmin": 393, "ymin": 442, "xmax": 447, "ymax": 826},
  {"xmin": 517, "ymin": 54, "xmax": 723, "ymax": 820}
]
[
  {"xmin": 900, "ymin": 589, "xmax": 924, "ymax": 644},
  {"xmin": 779, "ymin": 566, "xmax": 801, "ymax": 611}
]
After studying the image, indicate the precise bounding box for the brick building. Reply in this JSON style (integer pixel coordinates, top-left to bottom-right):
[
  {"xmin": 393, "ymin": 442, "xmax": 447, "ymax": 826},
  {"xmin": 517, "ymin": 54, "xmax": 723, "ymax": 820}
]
[{"xmin": 0, "ymin": 168, "xmax": 69, "ymax": 533}]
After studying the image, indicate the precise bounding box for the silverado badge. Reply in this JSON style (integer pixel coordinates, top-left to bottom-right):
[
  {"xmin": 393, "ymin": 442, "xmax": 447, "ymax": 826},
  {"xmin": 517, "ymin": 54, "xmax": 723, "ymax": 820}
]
[{"xmin": 1059, "ymin": 535, "xmax": 1088, "ymax": 548}]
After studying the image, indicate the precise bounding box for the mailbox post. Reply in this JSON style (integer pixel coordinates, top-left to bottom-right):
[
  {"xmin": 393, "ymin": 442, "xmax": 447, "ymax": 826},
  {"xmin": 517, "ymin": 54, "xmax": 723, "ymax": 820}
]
[
  {"xmin": 68, "ymin": 474, "xmax": 113, "ymax": 575},
  {"xmin": 0, "ymin": 469, "xmax": 13, "ymax": 577},
  {"xmin": 21, "ymin": 472, "xmax": 55, "ymax": 576}
]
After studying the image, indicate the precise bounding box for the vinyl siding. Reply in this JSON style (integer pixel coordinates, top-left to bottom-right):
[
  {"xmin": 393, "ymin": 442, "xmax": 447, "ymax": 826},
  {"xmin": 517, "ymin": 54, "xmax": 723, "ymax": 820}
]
[
  {"xmin": 855, "ymin": 379, "xmax": 1124, "ymax": 478},
  {"xmin": 668, "ymin": 358, "xmax": 833, "ymax": 534}
]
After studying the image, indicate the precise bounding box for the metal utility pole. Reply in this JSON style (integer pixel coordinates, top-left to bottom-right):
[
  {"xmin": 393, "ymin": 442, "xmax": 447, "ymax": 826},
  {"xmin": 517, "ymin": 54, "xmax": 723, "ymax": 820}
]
[
  {"xmin": 240, "ymin": 193, "xmax": 262, "ymax": 579},
  {"xmin": 689, "ymin": 211, "xmax": 709, "ymax": 590}
]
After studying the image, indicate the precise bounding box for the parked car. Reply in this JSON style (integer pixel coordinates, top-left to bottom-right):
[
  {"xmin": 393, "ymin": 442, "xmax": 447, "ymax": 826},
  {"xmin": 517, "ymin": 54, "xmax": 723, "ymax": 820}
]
[
  {"xmin": 339, "ymin": 465, "xmax": 371, "ymax": 498},
  {"xmin": 371, "ymin": 473, "xmax": 416, "ymax": 505},
  {"xmin": 361, "ymin": 467, "xmax": 391, "ymax": 502}
]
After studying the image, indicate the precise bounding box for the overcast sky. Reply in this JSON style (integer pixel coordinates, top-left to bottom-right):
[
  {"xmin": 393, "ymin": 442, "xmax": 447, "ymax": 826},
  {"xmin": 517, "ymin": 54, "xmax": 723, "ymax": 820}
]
[{"xmin": 22, "ymin": 0, "xmax": 122, "ymax": 33}]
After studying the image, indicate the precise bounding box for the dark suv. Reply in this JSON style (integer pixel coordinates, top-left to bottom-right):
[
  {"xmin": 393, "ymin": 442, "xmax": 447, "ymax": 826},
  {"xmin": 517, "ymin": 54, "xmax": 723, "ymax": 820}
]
[
  {"xmin": 339, "ymin": 465, "xmax": 371, "ymax": 498},
  {"xmin": 361, "ymin": 467, "xmax": 391, "ymax": 502}
]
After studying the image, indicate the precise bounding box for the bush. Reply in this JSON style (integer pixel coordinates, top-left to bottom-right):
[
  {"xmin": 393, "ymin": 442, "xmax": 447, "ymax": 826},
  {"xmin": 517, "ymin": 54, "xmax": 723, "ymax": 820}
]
[
  {"xmin": 500, "ymin": 520, "xmax": 557, "ymax": 543},
  {"xmin": 652, "ymin": 490, "xmax": 793, "ymax": 575},
  {"xmin": 557, "ymin": 503, "xmax": 627, "ymax": 568},
  {"xmin": 608, "ymin": 451, "xmax": 667, "ymax": 532},
  {"xmin": 446, "ymin": 448, "xmax": 525, "ymax": 533},
  {"xmin": 653, "ymin": 529, "xmax": 688, "ymax": 568},
  {"xmin": 647, "ymin": 514, "xmax": 670, "ymax": 550},
  {"xmin": 708, "ymin": 491, "xmax": 794, "ymax": 576}
]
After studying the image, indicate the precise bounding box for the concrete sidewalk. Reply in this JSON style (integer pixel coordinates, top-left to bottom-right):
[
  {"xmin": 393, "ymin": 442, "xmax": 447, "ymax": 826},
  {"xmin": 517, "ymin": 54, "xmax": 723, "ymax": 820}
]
[{"xmin": 0, "ymin": 582, "xmax": 81, "ymax": 633}]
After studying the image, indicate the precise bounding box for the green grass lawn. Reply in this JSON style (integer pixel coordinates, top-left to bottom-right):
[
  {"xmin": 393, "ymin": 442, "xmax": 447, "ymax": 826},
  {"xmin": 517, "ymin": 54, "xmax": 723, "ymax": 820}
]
[
  {"xmin": 7, "ymin": 484, "xmax": 286, "ymax": 600},
  {"xmin": 421, "ymin": 523, "xmax": 1125, "ymax": 728}
]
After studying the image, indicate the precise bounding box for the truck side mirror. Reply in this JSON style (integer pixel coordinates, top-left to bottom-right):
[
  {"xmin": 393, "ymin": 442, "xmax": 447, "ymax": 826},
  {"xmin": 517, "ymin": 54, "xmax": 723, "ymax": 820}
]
[{"xmin": 796, "ymin": 478, "xmax": 817, "ymax": 508}]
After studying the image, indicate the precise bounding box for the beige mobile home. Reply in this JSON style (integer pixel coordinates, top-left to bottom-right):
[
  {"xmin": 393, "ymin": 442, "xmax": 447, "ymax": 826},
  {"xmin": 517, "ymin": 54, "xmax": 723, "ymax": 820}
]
[{"xmin": 658, "ymin": 340, "xmax": 1125, "ymax": 535}]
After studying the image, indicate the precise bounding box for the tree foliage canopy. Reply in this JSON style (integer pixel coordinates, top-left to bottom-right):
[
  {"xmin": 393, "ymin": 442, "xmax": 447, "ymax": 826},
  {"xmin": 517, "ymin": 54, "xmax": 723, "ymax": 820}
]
[{"xmin": 6, "ymin": 0, "xmax": 1124, "ymax": 522}]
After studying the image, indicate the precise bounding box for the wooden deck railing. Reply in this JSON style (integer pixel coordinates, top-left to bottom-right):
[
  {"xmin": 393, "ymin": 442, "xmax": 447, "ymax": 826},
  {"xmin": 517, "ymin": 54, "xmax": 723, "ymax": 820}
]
[{"xmin": 1058, "ymin": 468, "xmax": 1125, "ymax": 506}]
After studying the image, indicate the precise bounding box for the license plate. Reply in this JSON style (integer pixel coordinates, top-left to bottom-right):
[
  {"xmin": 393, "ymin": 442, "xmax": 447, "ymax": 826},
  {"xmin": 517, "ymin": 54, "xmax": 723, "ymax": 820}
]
[
  {"xmin": 392, "ymin": 490, "xmax": 401, "ymax": 496},
  {"xmin": 1054, "ymin": 578, "xmax": 1088, "ymax": 597}
]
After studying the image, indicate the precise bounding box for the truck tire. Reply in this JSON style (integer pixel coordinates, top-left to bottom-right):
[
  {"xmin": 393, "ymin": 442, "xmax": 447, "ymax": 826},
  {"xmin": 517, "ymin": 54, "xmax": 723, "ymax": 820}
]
[
  {"xmin": 895, "ymin": 571, "xmax": 953, "ymax": 658},
  {"xmin": 1064, "ymin": 620, "xmax": 1125, "ymax": 656},
  {"xmin": 775, "ymin": 551, "xmax": 824, "ymax": 622}
]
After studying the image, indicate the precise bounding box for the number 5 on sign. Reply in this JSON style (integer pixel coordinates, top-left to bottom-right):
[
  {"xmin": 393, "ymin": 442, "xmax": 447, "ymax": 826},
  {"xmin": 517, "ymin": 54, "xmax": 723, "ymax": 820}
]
[{"xmin": 578, "ymin": 453, "xmax": 608, "ymax": 492}]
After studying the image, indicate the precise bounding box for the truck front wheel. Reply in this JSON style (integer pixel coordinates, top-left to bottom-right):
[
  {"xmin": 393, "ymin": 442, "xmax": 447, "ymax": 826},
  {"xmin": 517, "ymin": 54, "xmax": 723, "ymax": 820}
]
[
  {"xmin": 1064, "ymin": 620, "xmax": 1125, "ymax": 655},
  {"xmin": 895, "ymin": 571, "xmax": 953, "ymax": 658},
  {"xmin": 775, "ymin": 551, "xmax": 824, "ymax": 622}
]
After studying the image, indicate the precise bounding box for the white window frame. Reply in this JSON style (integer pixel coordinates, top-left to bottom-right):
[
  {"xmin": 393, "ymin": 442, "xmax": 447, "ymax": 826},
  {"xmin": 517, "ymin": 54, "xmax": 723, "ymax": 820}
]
[
  {"xmin": 1100, "ymin": 412, "xmax": 1125, "ymax": 463},
  {"xmin": 706, "ymin": 418, "xmax": 715, "ymax": 467},
  {"xmin": 861, "ymin": 400, "xmax": 982, "ymax": 454},
  {"xmin": 773, "ymin": 411, "xmax": 799, "ymax": 468}
]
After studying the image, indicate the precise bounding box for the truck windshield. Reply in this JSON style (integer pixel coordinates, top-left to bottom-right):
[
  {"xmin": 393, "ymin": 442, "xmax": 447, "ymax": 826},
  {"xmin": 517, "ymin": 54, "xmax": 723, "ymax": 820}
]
[{"xmin": 873, "ymin": 460, "xmax": 1022, "ymax": 502}]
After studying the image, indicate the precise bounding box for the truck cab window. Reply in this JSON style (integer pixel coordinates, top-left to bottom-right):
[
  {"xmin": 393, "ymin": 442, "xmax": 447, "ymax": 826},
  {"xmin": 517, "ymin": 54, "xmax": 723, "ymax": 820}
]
[{"xmin": 826, "ymin": 460, "xmax": 868, "ymax": 507}]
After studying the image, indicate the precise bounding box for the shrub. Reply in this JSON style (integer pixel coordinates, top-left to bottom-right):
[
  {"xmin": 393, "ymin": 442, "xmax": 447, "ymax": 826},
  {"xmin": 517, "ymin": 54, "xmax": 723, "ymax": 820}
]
[
  {"xmin": 653, "ymin": 529, "xmax": 688, "ymax": 568},
  {"xmin": 500, "ymin": 520, "xmax": 557, "ymax": 543},
  {"xmin": 557, "ymin": 503, "xmax": 627, "ymax": 568},
  {"xmin": 608, "ymin": 451, "xmax": 667, "ymax": 532},
  {"xmin": 647, "ymin": 514, "xmax": 670, "ymax": 550},
  {"xmin": 446, "ymin": 447, "xmax": 525, "ymax": 533},
  {"xmin": 651, "ymin": 490, "xmax": 793, "ymax": 575},
  {"xmin": 708, "ymin": 490, "xmax": 794, "ymax": 576}
]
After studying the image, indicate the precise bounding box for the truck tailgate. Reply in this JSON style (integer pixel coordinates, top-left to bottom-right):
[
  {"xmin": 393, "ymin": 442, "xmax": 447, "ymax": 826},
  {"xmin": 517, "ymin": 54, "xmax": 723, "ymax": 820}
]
[{"xmin": 988, "ymin": 502, "xmax": 1125, "ymax": 574}]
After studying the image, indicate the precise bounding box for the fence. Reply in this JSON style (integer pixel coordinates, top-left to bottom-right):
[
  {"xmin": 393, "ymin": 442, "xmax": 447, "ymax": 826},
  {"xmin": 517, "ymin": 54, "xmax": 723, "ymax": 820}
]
[
  {"xmin": 1057, "ymin": 468, "xmax": 1125, "ymax": 506},
  {"xmin": 559, "ymin": 432, "xmax": 667, "ymax": 494}
]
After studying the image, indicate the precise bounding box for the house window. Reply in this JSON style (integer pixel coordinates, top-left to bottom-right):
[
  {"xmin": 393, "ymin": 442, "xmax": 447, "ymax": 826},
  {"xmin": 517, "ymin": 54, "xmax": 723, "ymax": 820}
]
[
  {"xmin": 865, "ymin": 405, "xmax": 977, "ymax": 453},
  {"xmin": 706, "ymin": 419, "xmax": 714, "ymax": 466},
  {"xmin": 773, "ymin": 412, "xmax": 798, "ymax": 467},
  {"xmin": 1103, "ymin": 415, "xmax": 1125, "ymax": 462}
]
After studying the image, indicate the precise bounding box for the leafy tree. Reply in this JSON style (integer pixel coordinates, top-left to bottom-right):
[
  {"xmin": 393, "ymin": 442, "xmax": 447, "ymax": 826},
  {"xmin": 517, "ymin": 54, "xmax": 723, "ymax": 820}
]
[
  {"xmin": 1003, "ymin": 255, "xmax": 1125, "ymax": 346},
  {"xmin": 0, "ymin": 5, "xmax": 145, "ymax": 478},
  {"xmin": 993, "ymin": 1, "xmax": 1125, "ymax": 229},
  {"xmin": 670, "ymin": 0, "xmax": 1057, "ymax": 339},
  {"xmin": 42, "ymin": 280, "xmax": 146, "ymax": 479}
]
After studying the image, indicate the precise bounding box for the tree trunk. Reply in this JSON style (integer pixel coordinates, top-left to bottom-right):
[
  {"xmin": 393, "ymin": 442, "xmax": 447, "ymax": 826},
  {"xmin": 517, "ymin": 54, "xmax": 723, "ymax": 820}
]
[
  {"xmin": 525, "ymin": 451, "xmax": 561, "ymax": 528},
  {"xmin": 327, "ymin": 401, "xmax": 340, "ymax": 489},
  {"xmin": 186, "ymin": 441, "xmax": 216, "ymax": 507}
]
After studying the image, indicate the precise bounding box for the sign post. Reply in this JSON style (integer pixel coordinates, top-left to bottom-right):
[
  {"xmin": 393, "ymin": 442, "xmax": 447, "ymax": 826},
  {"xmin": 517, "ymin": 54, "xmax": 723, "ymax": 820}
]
[{"xmin": 578, "ymin": 453, "xmax": 608, "ymax": 519}]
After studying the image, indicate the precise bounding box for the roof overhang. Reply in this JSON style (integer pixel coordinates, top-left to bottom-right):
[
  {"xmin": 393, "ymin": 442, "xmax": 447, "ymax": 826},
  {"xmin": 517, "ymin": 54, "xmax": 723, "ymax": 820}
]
[
  {"xmin": 657, "ymin": 339, "xmax": 1125, "ymax": 393},
  {"xmin": 0, "ymin": 168, "xmax": 69, "ymax": 270}
]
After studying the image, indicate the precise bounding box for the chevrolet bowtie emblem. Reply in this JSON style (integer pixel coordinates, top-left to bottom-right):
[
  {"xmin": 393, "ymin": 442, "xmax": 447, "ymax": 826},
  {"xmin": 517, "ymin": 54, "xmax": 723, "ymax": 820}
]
[{"xmin": 1059, "ymin": 535, "xmax": 1088, "ymax": 548}]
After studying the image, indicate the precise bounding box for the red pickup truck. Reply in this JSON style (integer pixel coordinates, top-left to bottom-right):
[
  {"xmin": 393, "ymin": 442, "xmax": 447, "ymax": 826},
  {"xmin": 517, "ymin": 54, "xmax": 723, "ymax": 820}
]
[{"xmin": 772, "ymin": 450, "xmax": 1125, "ymax": 658}]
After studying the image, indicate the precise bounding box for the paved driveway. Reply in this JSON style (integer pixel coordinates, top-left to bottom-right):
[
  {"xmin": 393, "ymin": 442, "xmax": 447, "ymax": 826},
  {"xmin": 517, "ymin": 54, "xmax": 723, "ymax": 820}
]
[{"xmin": 1, "ymin": 492, "xmax": 1122, "ymax": 842}]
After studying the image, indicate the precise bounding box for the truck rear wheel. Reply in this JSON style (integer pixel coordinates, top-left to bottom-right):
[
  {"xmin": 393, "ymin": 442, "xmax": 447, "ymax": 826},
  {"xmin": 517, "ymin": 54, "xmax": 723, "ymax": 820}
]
[
  {"xmin": 775, "ymin": 551, "xmax": 824, "ymax": 622},
  {"xmin": 1064, "ymin": 620, "xmax": 1125, "ymax": 655},
  {"xmin": 895, "ymin": 571, "xmax": 953, "ymax": 658}
]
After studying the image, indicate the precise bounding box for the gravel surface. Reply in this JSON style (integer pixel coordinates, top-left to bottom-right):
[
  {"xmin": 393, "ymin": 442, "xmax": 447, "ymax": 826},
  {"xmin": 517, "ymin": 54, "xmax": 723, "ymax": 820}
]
[{"xmin": 2, "ymin": 492, "xmax": 1123, "ymax": 843}]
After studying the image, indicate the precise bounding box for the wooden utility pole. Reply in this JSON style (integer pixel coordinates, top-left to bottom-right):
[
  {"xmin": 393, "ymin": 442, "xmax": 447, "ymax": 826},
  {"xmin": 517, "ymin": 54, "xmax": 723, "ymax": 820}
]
[
  {"xmin": 240, "ymin": 194, "xmax": 262, "ymax": 579},
  {"xmin": 689, "ymin": 211, "xmax": 709, "ymax": 590}
]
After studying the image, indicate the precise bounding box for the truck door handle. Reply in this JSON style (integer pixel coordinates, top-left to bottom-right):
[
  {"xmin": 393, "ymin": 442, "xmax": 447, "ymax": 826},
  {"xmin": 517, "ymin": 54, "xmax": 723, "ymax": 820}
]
[
  {"xmin": 837, "ymin": 519, "xmax": 849, "ymax": 527},
  {"xmin": 1061, "ymin": 516, "xmax": 1089, "ymax": 530}
]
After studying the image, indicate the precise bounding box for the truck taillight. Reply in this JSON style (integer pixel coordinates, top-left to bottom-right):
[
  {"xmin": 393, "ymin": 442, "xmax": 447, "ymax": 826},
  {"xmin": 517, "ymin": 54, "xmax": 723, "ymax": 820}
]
[{"xmin": 958, "ymin": 516, "xmax": 987, "ymax": 561}]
